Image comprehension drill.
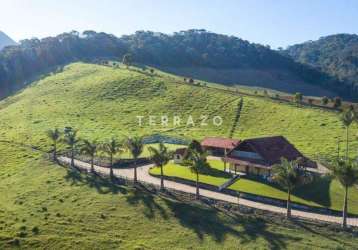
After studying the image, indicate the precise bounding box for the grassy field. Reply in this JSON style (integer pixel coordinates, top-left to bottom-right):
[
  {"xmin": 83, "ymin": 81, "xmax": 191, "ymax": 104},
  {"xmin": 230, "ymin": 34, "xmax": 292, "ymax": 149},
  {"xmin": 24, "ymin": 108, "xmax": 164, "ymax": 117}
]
[
  {"xmin": 1, "ymin": 62, "xmax": 358, "ymax": 248},
  {"xmin": 0, "ymin": 62, "xmax": 356, "ymax": 161},
  {"xmin": 150, "ymin": 160, "xmax": 358, "ymax": 214},
  {"xmin": 1, "ymin": 142, "xmax": 358, "ymax": 249}
]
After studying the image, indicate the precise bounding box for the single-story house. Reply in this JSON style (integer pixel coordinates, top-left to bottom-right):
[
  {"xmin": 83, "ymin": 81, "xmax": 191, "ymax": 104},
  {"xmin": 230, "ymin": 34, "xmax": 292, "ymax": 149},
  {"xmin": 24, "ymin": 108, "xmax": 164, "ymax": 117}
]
[
  {"xmin": 201, "ymin": 137, "xmax": 240, "ymax": 157},
  {"xmin": 173, "ymin": 147, "xmax": 187, "ymax": 164},
  {"xmin": 225, "ymin": 136, "xmax": 316, "ymax": 176}
]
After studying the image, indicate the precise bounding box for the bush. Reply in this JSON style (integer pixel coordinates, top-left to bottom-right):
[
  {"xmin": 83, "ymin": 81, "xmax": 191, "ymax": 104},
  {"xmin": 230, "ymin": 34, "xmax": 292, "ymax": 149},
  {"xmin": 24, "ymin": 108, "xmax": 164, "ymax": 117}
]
[{"xmin": 32, "ymin": 226, "xmax": 39, "ymax": 235}]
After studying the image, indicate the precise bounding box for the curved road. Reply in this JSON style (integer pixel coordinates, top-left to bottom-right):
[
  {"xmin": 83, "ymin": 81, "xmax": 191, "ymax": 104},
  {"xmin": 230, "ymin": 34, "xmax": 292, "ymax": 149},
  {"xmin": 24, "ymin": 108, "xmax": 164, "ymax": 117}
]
[{"xmin": 58, "ymin": 156, "xmax": 358, "ymax": 227}]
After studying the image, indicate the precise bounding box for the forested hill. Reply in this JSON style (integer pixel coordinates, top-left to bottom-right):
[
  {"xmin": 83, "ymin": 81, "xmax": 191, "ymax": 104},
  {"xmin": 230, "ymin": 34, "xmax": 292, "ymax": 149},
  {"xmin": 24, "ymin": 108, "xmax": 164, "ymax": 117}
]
[
  {"xmin": 284, "ymin": 34, "xmax": 358, "ymax": 98},
  {"xmin": 0, "ymin": 29, "xmax": 346, "ymax": 99},
  {"xmin": 0, "ymin": 31, "xmax": 16, "ymax": 50}
]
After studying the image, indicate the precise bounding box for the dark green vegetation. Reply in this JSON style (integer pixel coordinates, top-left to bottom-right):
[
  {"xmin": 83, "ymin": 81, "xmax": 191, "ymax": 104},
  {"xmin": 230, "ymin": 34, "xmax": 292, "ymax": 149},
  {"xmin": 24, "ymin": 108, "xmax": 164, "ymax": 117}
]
[
  {"xmin": 1, "ymin": 143, "xmax": 358, "ymax": 249},
  {"xmin": 0, "ymin": 31, "xmax": 16, "ymax": 50},
  {"xmin": 0, "ymin": 29, "xmax": 344, "ymax": 99},
  {"xmin": 284, "ymin": 34, "xmax": 358, "ymax": 99}
]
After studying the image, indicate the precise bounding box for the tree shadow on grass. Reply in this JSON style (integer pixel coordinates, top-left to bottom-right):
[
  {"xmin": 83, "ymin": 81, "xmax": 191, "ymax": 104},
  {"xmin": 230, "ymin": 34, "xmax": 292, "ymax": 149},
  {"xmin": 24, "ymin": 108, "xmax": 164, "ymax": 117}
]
[
  {"xmin": 291, "ymin": 219, "xmax": 356, "ymax": 248},
  {"xmin": 240, "ymin": 218, "xmax": 299, "ymax": 249},
  {"xmin": 241, "ymin": 174, "xmax": 332, "ymax": 208},
  {"xmin": 63, "ymin": 167, "xmax": 127, "ymax": 195},
  {"xmin": 201, "ymin": 166, "xmax": 232, "ymax": 179},
  {"xmin": 162, "ymin": 198, "xmax": 297, "ymax": 248},
  {"xmin": 125, "ymin": 185, "xmax": 168, "ymax": 219},
  {"xmin": 294, "ymin": 175, "xmax": 332, "ymax": 208}
]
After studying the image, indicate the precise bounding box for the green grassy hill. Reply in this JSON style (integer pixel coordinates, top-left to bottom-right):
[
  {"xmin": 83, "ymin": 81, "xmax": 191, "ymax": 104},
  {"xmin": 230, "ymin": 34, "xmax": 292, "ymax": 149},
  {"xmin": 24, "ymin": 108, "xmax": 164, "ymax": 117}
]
[
  {"xmin": 2, "ymin": 143, "xmax": 358, "ymax": 249},
  {"xmin": 0, "ymin": 62, "xmax": 358, "ymax": 248},
  {"xmin": 0, "ymin": 62, "xmax": 355, "ymax": 159}
]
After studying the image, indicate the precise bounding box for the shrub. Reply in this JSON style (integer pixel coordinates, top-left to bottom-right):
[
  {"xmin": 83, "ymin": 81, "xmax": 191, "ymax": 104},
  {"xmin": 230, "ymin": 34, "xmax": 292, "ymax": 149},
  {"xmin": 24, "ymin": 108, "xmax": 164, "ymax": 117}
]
[
  {"xmin": 32, "ymin": 226, "xmax": 39, "ymax": 235},
  {"xmin": 333, "ymin": 96, "xmax": 342, "ymax": 108}
]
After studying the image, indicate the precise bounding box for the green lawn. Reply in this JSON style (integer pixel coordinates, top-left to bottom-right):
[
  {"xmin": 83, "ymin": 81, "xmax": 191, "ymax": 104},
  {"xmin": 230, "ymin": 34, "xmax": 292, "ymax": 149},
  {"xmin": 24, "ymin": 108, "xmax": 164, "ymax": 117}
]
[
  {"xmin": 3, "ymin": 143, "xmax": 358, "ymax": 249},
  {"xmin": 149, "ymin": 160, "xmax": 231, "ymax": 187},
  {"xmin": 151, "ymin": 159, "xmax": 358, "ymax": 214},
  {"xmin": 229, "ymin": 176, "xmax": 358, "ymax": 214}
]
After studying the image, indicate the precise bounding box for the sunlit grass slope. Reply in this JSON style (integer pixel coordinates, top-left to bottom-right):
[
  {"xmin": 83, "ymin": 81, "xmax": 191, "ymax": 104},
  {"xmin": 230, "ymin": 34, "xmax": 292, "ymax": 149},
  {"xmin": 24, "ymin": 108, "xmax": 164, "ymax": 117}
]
[
  {"xmin": 0, "ymin": 62, "xmax": 356, "ymax": 160},
  {"xmin": 1, "ymin": 143, "xmax": 358, "ymax": 249}
]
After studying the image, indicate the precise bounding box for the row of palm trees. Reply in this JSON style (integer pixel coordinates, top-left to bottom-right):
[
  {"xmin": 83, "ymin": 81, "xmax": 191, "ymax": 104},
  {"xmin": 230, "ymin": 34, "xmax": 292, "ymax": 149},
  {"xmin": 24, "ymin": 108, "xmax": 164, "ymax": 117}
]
[
  {"xmin": 47, "ymin": 119, "xmax": 358, "ymax": 228},
  {"xmin": 273, "ymin": 156, "xmax": 358, "ymax": 229},
  {"xmin": 47, "ymin": 129, "xmax": 144, "ymax": 182},
  {"xmin": 47, "ymin": 128, "xmax": 209, "ymax": 196},
  {"xmin": 47, "ymin": 128, "xmax": 176, "ymax": 189}
]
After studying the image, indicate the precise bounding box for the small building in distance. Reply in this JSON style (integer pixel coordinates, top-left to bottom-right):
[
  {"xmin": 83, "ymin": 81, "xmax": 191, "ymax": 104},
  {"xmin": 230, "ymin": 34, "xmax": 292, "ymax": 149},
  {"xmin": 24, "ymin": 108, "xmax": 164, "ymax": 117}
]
[
  {"xmin": 225, "ymin": 136, "xmax": 316, "ymax": 177},
  {"xmin": 201, "ymin": 137, "xmax": 240, "ymax": 157},
  {"xmin": 173, "ymin": 147, "xmax": 187, "ymax": 164}
]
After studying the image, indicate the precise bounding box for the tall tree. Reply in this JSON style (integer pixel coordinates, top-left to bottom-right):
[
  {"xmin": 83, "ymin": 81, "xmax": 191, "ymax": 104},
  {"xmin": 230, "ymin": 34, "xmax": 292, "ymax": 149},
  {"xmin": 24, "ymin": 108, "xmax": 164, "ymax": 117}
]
[
  {"xmin": 331, "ymin": 158, "xmax": 358, "ymax": 228},
  {"xmin": 272, "ymin": 158, "xmax": 311, "ymax": 218},
  {"xmin": 122, "ymin": 53, "xmax": 132, "ymax": 68},
  {"xmin": 148, "ymin": 142, "xmax": 172, "ymax": 190},
  {"xmin": 63, "ymin": 130, "xmax": 80, "ymax": 167},
  {"xmin": 340, "ymin": 109, "xmax": 355, "ymax": 159},
  {"xmin": 321, "ymin": 96, "xmax": 329, "ymax": 105},
  {"xmin": 81, "ymin": 140, "xmax": 98, "ymax": 173},
  {"xmin": 334, "ymin": 97, "xmax": 342, "ymax": 109},
  {"xmin": 184, "ymin": 140, "xmax": 210, "ymax": 199},
  {"xmin": 126, "ymin": 136, "xmax": 144, "ymax": 183},
  {"xmin": 101, "ymin": 138, "xmax": 124, "ymax": 180},
  {"xmin": 294, "ymin": 92, "xmax": 303, "ymax": 106},
  {"xmin": 46, "ymin": 128, "xmax": 61, "ymax": 161}
]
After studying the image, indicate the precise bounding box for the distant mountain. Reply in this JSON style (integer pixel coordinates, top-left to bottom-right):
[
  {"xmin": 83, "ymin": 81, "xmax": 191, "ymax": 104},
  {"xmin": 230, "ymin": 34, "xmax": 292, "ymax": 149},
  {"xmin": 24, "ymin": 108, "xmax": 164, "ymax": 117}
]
[
  {"xmin": 283, "ymin": 34, "xmax": 358, "ymax": 98},
  {"xmin": 0, "ymin": 30, "xmax": 345, "ymax": 99},
  {"xmin": 0, "ymin": 31, "xmax": 16, "ymax": 50}
]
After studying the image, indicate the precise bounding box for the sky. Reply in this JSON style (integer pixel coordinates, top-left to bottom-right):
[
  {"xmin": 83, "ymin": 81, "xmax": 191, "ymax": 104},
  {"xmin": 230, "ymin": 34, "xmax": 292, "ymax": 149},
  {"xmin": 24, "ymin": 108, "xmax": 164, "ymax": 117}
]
[{"xmin": 0, "ymin": 0, "xmax": 357, "ymax": 48}]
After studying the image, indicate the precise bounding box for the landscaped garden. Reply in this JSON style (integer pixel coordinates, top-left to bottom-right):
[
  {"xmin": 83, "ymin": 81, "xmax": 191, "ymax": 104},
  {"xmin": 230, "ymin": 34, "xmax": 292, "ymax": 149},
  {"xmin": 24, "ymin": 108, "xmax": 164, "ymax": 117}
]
[
  {"xmin": 149, "ymin": 159, "xmax": 231, "ymax": 187},
  {"xmin": 150, "ymin": 159, "xmax": 358, "ymax": 214}
]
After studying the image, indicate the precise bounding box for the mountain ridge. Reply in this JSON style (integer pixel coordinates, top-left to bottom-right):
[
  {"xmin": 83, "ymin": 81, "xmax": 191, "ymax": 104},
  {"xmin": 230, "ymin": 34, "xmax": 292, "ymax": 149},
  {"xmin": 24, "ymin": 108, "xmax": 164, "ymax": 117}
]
[
  {"xmin": 0, "ymin": 31, "xmax": 16, "ymax": 50},
  {"xmin": 0, "ymin": 29, "xmax": 350, "ymax": 99},
  {"xmin": 283, "ymin": 33, "xmax": 358, "ymax": 97}
]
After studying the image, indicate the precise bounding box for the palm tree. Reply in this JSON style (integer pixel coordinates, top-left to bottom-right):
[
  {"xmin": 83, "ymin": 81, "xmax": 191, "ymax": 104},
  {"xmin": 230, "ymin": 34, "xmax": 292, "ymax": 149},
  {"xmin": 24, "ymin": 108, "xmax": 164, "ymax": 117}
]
[
  {"xmin": 81, "ymin": 139, "xmax": 98, "ymax": 173},
  {"xmin": 46, "ymin": 128, "xmax": 61, "ymax": 161},
  {"xmin": 331, "ymin": 158, "xmax": 358, "ymax": 228},
  {"xmin": 272, "ymin": 158, "xmax": 311, "ymax": 218},
  {"xmin": 340, "ymin": 109, "xmax": 355, "ymax": 159},
  {"xmin": 101, "ymin": 138, "xmax": 124, "ymax": 180},
  {"xmin": 148, "ymin": 142, "xmax": 171, "ymax": 190},
  {"xmin": 63, "ymin": 130, "xmax": 80, "ymax": 167},
  {"xmin": 184, "ymin": 140, "xmax": 210, "ymax": 199},
  {"xmin": 126, "ymin": 136, "xmax": 144, "ymax": 183}
]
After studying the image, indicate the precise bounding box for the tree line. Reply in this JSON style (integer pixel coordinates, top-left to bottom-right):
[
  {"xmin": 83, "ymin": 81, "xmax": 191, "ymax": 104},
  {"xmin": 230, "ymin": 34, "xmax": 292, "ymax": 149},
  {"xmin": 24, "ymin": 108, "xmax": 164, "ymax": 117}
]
[{"xmin": 0, "ymin": 30, "xmax": 348, "ymax": 98}]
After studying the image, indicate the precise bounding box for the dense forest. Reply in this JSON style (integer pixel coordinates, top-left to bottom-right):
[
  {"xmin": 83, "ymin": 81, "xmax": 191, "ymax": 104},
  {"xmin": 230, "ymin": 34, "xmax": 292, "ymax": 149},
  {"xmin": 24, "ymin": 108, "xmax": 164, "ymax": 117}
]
[
  {"xmin": 284, "ymin": 34, "xmax": 358, "ymax": 97},
  {"xmin": 0, "ymin": 30, "xmax": 350, "ymax": 99}
]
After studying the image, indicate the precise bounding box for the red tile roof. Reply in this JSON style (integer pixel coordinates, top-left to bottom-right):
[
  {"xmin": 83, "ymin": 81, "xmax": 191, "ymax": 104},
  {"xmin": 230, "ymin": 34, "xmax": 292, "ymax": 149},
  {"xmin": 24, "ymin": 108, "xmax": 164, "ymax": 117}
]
[
  {"xmin": 201, "ymin": 137, "xmax": 240, "ymax": 149},
  {"xmin": 227, "ymin": 136, "xmax": 315, "ymax": 167}
]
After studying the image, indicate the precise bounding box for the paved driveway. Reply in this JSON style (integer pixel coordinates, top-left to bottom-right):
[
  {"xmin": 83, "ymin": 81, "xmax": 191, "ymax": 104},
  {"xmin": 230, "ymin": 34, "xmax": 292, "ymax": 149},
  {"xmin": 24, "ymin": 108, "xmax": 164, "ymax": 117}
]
[{"xmin": 58, "ymin": 156, "xmax": 358, "ymax": 227}]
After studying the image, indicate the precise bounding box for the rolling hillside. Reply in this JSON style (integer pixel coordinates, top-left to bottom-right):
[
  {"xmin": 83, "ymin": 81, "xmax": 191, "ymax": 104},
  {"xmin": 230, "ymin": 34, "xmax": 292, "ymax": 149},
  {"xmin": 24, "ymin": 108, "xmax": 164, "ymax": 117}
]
[
  {"xmin": 0, "ymin": 62, "xmax": 358, "ymax": 248},
  {"xmin": 2, "ymin": 141, "xmax": 357, "ymax": 248},
  {"xmin": 0, "ymin": 62, "xmax": 356, "ymax": 160}
]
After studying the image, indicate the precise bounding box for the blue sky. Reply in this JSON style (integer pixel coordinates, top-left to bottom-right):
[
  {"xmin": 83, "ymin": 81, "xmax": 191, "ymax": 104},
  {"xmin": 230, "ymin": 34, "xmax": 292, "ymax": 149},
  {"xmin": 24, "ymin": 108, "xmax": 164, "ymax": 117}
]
[{"xmin": 0, "ymin": 0, "xmax": 357, "ymax": 48}]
